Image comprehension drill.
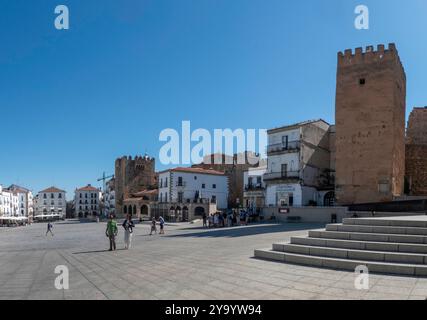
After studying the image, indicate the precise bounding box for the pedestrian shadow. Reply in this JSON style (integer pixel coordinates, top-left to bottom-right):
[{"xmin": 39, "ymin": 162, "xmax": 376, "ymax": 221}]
[
  {"xmin": 166, "ymin": 223, "xmax": 325, "ymax": 238},
  {"xmin": 72, "ymin": 248, "xmax": 127, "ymax": 254}
]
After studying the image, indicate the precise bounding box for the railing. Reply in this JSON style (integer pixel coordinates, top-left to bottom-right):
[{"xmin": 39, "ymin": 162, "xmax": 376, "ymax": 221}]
[
  {"xmin": 245, "ymin": 184, "xmax": 265, "ymax": 191},
  {"xmin": 263, "ymin": 171, "xmax": 300, "ymax": 181},
  {"xmin": 176, "ymin": 181, "xmax": 186, "ymax": 187},
  {"xmin": 267, "ymin": 141, "xmax": 300, "ymax": 154}
]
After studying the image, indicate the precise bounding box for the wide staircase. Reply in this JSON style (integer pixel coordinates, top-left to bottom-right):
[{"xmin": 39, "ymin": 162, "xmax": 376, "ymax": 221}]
[{"xmin": 255, "ymin": 216, "xmax": 427, "ymax": 276}]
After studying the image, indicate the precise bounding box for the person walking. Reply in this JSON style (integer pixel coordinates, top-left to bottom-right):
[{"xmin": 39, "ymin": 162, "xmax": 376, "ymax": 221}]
[
  {"xmin": 159, "ymin": 216, "xmax": 165, "ymax": 235},
  {"xmin": 122, "ymin": 214, "xmax": 135, "ymax": 250},
  {"xmin": 150, "ymin": 217, "xmax": 157, "ymax": 235},
  {"xmin": 106, "ymin": 215, "xmax": 118, "ymax": 251},
  {"xmin": 46, "ymin": 222, "xmax": 54, "ymax": 236},
  {"xmin": 202, "ymin": 213, "xmax": 207, "ymax": 228}
]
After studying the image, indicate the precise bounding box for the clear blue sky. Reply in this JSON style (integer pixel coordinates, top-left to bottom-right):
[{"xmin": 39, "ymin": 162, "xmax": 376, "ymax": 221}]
[{"xmin": 1, "ymin": 0, "xmax": 426, "ymax": 198}]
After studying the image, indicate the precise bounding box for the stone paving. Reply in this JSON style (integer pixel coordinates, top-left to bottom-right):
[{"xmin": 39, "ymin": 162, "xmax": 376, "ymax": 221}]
[{"xmin": 1, "ymin": 220, "xmax": 427, "ymax": 300}]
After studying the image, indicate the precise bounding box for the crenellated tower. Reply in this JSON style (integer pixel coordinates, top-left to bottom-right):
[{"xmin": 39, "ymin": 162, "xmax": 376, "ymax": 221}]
[{"xmin": 335, "ymin": 43, "xmax": 406, "ymax": 205}]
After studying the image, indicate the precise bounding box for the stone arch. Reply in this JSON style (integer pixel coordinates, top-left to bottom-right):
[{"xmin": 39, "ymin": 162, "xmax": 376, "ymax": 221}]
[
  {"xmin": 141, "ymin": 205, "xmax": 149, "ymax": 216},
  {"xmin": 194, "ymin": 206, "xmax": 205, "ymax": 217}
]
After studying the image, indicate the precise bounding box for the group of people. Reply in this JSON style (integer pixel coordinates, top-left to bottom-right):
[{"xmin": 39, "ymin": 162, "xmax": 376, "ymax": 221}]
[
  {"xmin": 202, "ymin": 209, "xmax": 252, "ymax": 229},
  {"xmin": 105, "ymin": 214, "xmax": 165, "ymax": 251}
]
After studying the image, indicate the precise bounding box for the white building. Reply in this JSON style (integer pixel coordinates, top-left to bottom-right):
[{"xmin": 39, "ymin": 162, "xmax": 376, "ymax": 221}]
[
  {"xmin": 264, "ymin": 120, "xmax": 334, "ymax": 207},
  {"xmin": 0, "ymin": 186, "xmax": 18, "ymax": 217},
  {"xmin": 74, "ymin": 184, "xmax": 102, "ymax": 218},
  {"xmin": 8, "ymin": 185, "xmax": 34, "ymax": 221},
  {"xmin": 155, "ymin": 167, "xmax": 228, "ymax": 221},
  {"xmin": 103, "ymin": 178, "xmax": 115, "ymax": 218},
  {"xmin": 243, "ymin": 165, "xmax": 267, "ymax": 213},
  {"xmin": 35, "ymin": 187, "xmax": 66, "ymax": 219}
]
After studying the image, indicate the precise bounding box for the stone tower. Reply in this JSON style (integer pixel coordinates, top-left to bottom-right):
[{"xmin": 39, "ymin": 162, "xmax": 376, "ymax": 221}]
[
  {"xmin": 405, "ymin": 107, "xmax": 427, "ymax": 195},
  {"xmin": 335, "ymin": 43, "xmax": 406, "ymax": 205},
  {"xmin": 115, "ymin": 155, "xmax": 157, "ymax": 216}
]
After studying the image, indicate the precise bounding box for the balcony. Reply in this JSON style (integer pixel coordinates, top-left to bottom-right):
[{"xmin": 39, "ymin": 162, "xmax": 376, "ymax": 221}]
[
  {"xmin": 267, "ymin": 141, "xmax": 300, "ymax": 155},
  {"xmin": 263, "ymin": 171, "xmax": 300, "ymax": 181},
  {"xmin": 176, "ymin": 181, "xmax": 186, "ymax": 187},
  {"xmin": 245, "ymin": 184, "xmax": 265, "ymax": 191}
]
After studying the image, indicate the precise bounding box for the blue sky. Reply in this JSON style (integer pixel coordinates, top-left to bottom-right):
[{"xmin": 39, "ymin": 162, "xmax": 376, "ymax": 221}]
[{"xmin": 1, "ymin": 0, "xmax": 427, "ymax": 198}]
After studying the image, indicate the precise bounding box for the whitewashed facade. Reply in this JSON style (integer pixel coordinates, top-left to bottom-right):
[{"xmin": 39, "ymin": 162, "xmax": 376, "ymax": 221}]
[
  {"xmin": 264, "ymin": 120, "xmax": 334, "ymax": 207},
  {"xmin": 243, "ymin": 165, "xmax": 267, "ymax": 211},
  {"xmin": 74, "ymin": 184, "xmax": 102, "ymax": 218},
  {"xmin": 158, "ymin": 167, "xmax": 228, "ymax": 210},
  {"xmin": 35, "ymin": 187, "xmax": 66, "ymax": 219},
  {"xmin": 0, "ymin": 186, "xmax": 18, "ymax": 217}
]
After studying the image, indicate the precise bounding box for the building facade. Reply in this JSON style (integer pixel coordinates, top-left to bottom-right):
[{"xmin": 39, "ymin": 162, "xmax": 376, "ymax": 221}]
[
  {"xmin": 74, "ymin": 184, "xmax": 102, "ymax": 218},
  {"xmin": 0, "ymin": 185, "xmax": 18, "ymax": 217},
  {"xmin": 405, "ymin": 107, "xmax": 427, "ymax": 195},
  {"xmin": 8, "ymin": 185, "xmax": 34, "ymax": 221},
  {"xmin": 264, "ymin": 120, "xmax": 334, "ymax": 207},
  {"xmin": 103, "ymin": 178, "xmax": 116, "ymax": 217},
  {"xmin": 243, "ymin": 165, "xmax": 267, "ymax": 213},
  {"xmin": 154, "ymin": 167, "xmax": 228, "ymax": 221},
  {"xmin": 115, "ymin": 155, "xmax": 157, "ymax": 217},
  {"xmin": 335, "ymin": 44, "xmax": 406, "ymax": 205},
  {"xmin": 192, "ymin": 152, "xmax": 263, "ymax": 208},
  {"xmin": 35, "ymin": 187, "xmax": 66, "ymax": 219}
]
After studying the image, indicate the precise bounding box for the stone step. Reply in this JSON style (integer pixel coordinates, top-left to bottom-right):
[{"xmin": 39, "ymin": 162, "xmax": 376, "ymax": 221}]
[
  {"xmin": 278, "ymin": 243, "xmax": 427, "ymax": 265},
  {"xmin": 309, "ymin": 230, "xmax": 427, "ymax": 244},
  {"xmin": 254, "ymin": 249, "xmax": 427, "ymax": 276},
  {"xmin": 284, "ymin": 236, "xmax": 427, "ymax": 254},
  {"xmin": 326, "ymin": 223, "xmax": 427, "ymax": 236},
  {"xmin": 343, "ymin": 217, "xmax": 427, "ymax": 228}
]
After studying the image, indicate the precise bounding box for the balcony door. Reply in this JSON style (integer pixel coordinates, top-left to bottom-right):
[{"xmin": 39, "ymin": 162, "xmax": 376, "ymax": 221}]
[
  {"xmin": 282, "ymin": 135, "xmax": 288, "ymax": 149},
  {"xmin": 281, "ymin": 164, "xmax": 288, "ymax": 178}
]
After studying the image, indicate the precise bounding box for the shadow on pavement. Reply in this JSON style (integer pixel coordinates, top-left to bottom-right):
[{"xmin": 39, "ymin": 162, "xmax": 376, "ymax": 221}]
[
  {"xmin": 72, "ymin": 248, "xmax": 127, "ymax": 254},
  {"xmin": 166, "ymin": 223, "xmax": 325, "ymax": 238}
]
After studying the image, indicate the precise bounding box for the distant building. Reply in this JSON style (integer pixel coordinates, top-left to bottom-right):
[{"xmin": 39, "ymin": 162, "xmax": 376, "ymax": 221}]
[
  {"xmin": 243, "ymin": 165, "xmax": 267, "ymax": 213},
  {"xmin": 0, "ymin": 185, "xmax": 18, "ymax": 217},
  {"xmin": 8, "ymin": 185, "xmax": 34, "ymax": 222},
  {"xmin": 264, "ymin": 119, "xmax": 334, "ymax": 207},
  {"xmin": 115, "ymin": 155, "xmax": 157, "ymax": 217},
  {"xmin": 103, "ymin": 178, "xmax": 116, "ymax": 217},
  {"xmin": 405, "ymin": 107, "xmax": 427, "ymax": 196},
  {"xmin": 154, "ymin": 167, "xmax": 228, "ymax": 221},
  {"xmin": 192, "ymin": 152, "xmax": 263, "ymax": 208},
  {"xmin": 35, "ymin": 187, "xmax": 66, "ymax": 219},
  {"xmin": 123, "ymin": 189, "xmax": 158, "ymax": 220},
  {"xmin": 74, "ymin": 184, "xmax": 102, "ymax": 218}
]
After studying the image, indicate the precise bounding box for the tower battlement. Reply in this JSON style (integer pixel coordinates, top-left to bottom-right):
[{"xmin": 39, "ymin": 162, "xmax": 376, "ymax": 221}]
[{"xmin": 338, "ymin": 43, "xmax": 404, "ymax": 75}]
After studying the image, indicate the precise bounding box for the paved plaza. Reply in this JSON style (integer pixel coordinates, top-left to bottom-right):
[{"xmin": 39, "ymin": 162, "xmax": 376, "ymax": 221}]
[{"xmin": 1, "ymin": 220, "xmax": 427, "ymax": 300}]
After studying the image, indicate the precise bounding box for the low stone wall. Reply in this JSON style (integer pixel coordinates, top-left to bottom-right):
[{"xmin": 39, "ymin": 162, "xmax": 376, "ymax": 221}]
[
  {"xmin": 261, "ymin": 207, "xmax": 349, "ymax": 223},
  {"xmin": 260, "ymin": 207, "xmax": 425, "ymax": 224}
]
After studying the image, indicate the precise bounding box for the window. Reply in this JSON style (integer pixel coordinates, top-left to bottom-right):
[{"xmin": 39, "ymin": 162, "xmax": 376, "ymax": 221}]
[
  {"xmin": 165, "ymin": 192, "xmax": 168, "ymax": 202},
  {"xmin": 80, "ymin": 193, "xmax": 82, "ymax": 198},
  {"xmin": 51, "ymin": 193, "xmax": 54, "ymax": 199},
  {"xmin": 43, "ymin": 194, "xmax": 47, "ymax": 199},
  {"xmin": 165, "ymin": 178, "xmax": 168, "ymax": 187},
  {"xmin": 202, "ymin": 184, "xmax": 205, "ymax": 189},
  {"xmin": 178, "ymin": 177, "xmax": 183, "ymax": 186},
  {"xmin": 194, "ymin": 176, "xmax": 197, "ymax": 180},
  {"xmin": 160, "ymin": 193, "xmax": 163, "ymax": 203},
  {"xmin": 359, "ymin": 78, "xmax": 366, "ymax": 85},
  {"xmin": 58, "ymin": 193, "xmax": 62, "ymax": 199},
  {"xmin": 178, "ymin": 192, "xmax": 183, "ymax": 203},
  {"xmin": 281, "ymin": 164, "xmax": 288, "ymax": 177},
  {"xmin": 160, "ymin": 179, "xmax": 163, "ymax": 188},
  {"xmin": 282, "ymin": 135, "xmax": 289, "ymax": 148},
  {"xmin": 212, "ymin": 184, "xmax": 216, "ymax": 189}
]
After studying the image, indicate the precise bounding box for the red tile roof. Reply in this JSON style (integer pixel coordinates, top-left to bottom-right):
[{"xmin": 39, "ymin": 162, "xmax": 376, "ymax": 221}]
[
  {"xmin": 76, "ymin": 185, "xmax": 100, "ymax": 192},
  {"xmin": 40, "ymin": 186, "xmax": 66, "ymax": 193},
  {"xmin": 168, "ymin": 167, "xmax": 225, "ymax": 176}
]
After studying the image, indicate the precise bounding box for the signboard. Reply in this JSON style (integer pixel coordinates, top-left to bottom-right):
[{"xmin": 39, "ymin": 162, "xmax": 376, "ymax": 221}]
[{"xmin": 279, "ymin": 208, "xmax": 290, "ymax": 214}]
